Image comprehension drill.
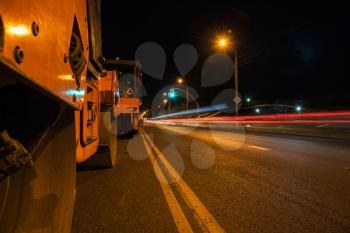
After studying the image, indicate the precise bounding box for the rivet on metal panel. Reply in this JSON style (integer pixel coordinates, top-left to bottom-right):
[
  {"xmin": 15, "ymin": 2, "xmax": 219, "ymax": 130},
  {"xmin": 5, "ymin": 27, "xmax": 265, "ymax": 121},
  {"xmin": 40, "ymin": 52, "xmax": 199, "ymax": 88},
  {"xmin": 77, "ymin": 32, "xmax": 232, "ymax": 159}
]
[
  {"xmin": 31, "ymin": 21, "xmax": 39, "ymax": 36},
  {"xmin": 14, "ymin": 46, "xmax": 24, "ymax": 64}
]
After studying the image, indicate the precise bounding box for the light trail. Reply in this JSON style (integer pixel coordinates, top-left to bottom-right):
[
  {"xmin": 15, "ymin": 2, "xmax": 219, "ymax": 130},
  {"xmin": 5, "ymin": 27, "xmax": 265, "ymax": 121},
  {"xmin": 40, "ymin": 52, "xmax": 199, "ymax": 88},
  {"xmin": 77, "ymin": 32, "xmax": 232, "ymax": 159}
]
[
  {"xmin": 148, "ymin": 119, "xmax": 350, "ymax": 125},
  {"xmin": 195, "ymin": 111, "xmax": 350, "ymax": 121},
  {"xmin": 147, "ymin": 111, "xmax": 350, "ymax": 125},
  {"xmin": 151, "ymin": 104, "xmax": 229, "ymax": 120}
]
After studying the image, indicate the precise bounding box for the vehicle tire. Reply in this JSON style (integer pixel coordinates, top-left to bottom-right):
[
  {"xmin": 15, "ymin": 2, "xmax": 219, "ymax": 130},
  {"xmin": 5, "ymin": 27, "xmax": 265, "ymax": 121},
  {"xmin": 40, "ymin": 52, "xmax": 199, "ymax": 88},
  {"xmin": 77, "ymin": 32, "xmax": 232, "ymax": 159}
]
[
  {"xmin": 117, "ymin": 113, "xmax": 133, "ymax": 137},
  {"xmin": 124, "ymin": 131, "xmax": 134, "ymax": 139},
  {"xmin": 98, "ymin": 108, "xmax": 117, "ymax": 167},
  {"xmin": 133, "ymin": 129, "xmax": 139, "ymax": 135},
  {"xmin": 0, "ymin": 110, "xmax": 76, "ymax": 233}
]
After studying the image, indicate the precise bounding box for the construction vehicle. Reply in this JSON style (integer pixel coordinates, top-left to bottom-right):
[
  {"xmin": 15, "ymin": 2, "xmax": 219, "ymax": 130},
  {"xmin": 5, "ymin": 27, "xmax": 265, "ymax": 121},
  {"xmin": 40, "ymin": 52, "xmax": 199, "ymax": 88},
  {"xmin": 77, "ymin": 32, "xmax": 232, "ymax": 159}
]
[
  {"xmin": 0, "ymin": 0, "xmax": 121, "ymax": 232},
  {"xmin": 104, "ymin": 59, "xmax": 142, "ymax": 137}
]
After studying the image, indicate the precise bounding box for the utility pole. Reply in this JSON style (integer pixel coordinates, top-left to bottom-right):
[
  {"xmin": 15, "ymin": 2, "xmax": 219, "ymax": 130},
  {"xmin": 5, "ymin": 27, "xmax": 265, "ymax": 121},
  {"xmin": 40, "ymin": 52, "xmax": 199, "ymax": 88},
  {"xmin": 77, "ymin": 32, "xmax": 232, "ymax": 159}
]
[
  {"xmin": 168, "ymin": 99, "xmax": 171, "ymax": 113},
  {"xmin": 186, "ymin": 86, "xmax": 189, "ymax": 114},
  {"xmin": 234, "ymin": 47, "xmax": 239, "ymax": 116}
]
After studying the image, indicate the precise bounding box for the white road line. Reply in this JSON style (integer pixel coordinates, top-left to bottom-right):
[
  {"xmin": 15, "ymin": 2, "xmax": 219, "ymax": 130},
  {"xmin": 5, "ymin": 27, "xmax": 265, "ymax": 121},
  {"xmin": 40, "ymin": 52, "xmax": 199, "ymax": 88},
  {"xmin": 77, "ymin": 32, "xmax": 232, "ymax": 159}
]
[
  {"xmin": 316, "ymin": 124, "xmax": 329, "ymax": 128},
  {"xmin": 248, "ymin": 145, "xmax": 270, "ymax": 151},
  {"xmin": 141, "ymin": 129, "xmax": 226, "ymax": 233},
  {"xmin": 140, "ymin": 130, "xmax": 194, "ymax": 233}
]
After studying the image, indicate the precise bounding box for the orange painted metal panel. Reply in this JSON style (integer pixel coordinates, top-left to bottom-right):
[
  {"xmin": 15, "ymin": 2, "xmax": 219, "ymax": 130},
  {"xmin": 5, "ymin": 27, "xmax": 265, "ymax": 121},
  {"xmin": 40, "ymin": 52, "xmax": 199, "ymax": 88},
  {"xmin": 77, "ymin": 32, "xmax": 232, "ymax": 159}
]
[
  {"xmin": 74, "ymin": 82, "xmax": 101, "ymax": 163},
  {"xmin": 74, "ymin": 111, "xmax": 99, "ymax": 163},
  {"xmin": 100, "ymin": 70, "xmax": 120, "ymax": 118},
  {"xmin": 119, "ymin": 97, "xmax": 140, "ymax": 114},
  {"xmin": 100, "ymin": 71, "xmax": 117, "ymax": 105},
  {"xmin": 81, "ymin": 83, "xmax": 99, "ymax": 146},
  {"xmin": 0, "ymin": 0, "xmax": 88, "ymax": 109}
]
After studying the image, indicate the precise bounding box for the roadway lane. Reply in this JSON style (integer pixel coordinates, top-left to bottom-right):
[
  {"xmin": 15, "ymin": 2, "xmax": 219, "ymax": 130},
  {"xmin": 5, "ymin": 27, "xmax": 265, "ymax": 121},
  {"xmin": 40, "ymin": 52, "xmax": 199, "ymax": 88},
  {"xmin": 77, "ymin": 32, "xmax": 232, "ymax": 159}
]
[
  {"xmin": 72, "ymin": 122, "xmax": 350, "ymax": 232},
  {"xmin": 71, "ymin": 137, "xmax": 179, "ymax": 233}
]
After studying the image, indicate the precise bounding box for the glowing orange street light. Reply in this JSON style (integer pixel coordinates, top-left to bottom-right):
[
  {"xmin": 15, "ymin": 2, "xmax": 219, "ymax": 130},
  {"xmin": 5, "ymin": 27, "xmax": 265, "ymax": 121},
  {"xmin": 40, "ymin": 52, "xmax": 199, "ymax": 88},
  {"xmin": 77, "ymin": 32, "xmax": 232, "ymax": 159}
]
[
  {"xmin": 216, "ymin": 36, "xmax": 231, "ymax": 49},
  {"xmin": 163, "ymin": 99, "xmax": 168, "ymax": 104},
  {"xmin": 177, "ymin": 77, "xmax": 184, "ymax": 84},
  {"xmin": 215, "ymin": 31, "xmax": 240, "ymax": 116},
  {"xmin": 219, "ymin": 38, "xmax": 227, "ymax": 47}
]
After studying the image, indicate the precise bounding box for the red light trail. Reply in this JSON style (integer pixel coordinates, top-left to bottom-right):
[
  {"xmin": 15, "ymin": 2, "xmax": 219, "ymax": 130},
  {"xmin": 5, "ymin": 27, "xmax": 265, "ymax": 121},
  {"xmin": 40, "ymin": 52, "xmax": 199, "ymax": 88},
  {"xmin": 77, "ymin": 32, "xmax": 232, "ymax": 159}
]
[{"xmin": 148, "ymin": 111, "xmax": 350, "ymax": 125}]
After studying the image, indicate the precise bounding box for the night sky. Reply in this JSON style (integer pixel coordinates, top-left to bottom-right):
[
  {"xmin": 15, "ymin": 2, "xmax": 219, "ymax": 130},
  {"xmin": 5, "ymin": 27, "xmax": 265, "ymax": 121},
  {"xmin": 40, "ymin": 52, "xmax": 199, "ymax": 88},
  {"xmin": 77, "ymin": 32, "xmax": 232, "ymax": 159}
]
[{"xmin": 101, "ymin": 1, "xmax": 349, "ymax": 111}]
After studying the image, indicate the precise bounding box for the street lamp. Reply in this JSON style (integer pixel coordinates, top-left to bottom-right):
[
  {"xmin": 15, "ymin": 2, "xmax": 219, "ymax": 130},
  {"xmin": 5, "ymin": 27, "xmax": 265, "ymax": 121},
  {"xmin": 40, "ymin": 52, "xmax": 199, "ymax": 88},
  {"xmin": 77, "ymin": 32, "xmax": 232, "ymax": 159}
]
[
  {"xmin": 246, "ymin": 97, "xmax": 251, "ymax": 103},
  {"xmin": 163, "ymin": 99, "xmax": 168, "ymax": 104},
  {"xmin": 216, "ymin": 36, "xmax": 230, "ymax": 49},
  {"xmin": 255, "ymin": 108, "xmax": 260, "ymax": 114},
  {"xmin": 177, "ymin": 77, "xmax": 184, "ymax": 84},
  {"xmin": 176, "ymin": 77, "xmax": 189, "ymax": 113},
  {"xmin": 163, "ymin": 92, "xmax": 167, "ymax": 96},
  {"xmin": 296, "ymin": 106, "xmax": 302, "ymax": 112},
  {"xmin": 215, "ymin": 31, "xmax": 239, "ymax": 116},
  {"xmin": 219, "ymin": 38, "xmax": 227, "ymax": 47}
]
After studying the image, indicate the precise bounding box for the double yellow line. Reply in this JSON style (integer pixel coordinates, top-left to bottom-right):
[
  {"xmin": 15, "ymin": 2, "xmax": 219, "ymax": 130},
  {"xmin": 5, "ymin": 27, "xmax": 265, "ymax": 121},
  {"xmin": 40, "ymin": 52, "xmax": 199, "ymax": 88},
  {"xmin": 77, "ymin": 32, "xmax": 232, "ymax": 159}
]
[{"xmin": 140, "ymin": 128, "xmax": 225, "ymax": 233}]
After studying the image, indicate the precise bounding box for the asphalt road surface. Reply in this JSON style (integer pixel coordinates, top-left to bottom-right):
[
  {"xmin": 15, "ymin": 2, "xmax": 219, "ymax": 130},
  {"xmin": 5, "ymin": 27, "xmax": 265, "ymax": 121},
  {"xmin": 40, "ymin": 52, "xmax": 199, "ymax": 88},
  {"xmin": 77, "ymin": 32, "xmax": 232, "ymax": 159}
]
[{"xmin": 72, "ymin": 122, "xmax": 350, "ymax": 233}]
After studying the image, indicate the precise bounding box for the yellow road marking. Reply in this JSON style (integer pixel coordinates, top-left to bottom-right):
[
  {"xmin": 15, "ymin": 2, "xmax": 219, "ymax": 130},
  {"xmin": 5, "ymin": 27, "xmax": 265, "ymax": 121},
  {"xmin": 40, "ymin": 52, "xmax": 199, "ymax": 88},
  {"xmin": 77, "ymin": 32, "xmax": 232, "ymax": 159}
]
[
  {"xmin": 248, "ymin": 145, "xmax": 270, "ymax": 151},
  {"xmin": 141, "ymin": 128, "xmax": 226, "ymax": 233},
  {"xmin": 140, "ymin": 131, "xmax": 194, "ymax": 233}
]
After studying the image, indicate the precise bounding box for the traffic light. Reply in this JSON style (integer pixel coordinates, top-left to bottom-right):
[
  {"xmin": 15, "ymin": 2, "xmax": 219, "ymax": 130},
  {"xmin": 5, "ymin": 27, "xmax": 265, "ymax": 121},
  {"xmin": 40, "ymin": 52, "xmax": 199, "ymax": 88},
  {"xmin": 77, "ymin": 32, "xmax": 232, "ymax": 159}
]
[{"xmin": 168, "ymin": 89, "xmax": 176, "ymax": 98}]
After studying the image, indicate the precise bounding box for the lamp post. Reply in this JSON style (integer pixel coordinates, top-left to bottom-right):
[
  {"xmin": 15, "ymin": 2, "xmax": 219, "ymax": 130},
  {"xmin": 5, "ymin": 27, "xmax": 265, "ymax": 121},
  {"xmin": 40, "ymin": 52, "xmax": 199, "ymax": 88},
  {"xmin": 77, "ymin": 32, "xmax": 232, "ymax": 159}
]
[
  {"xmin": 177, "ymin": 77, "xmax": 184, "ymax": 84},
  {"xmin": 215, "ymin": 33, "xmax": 239, "ymax": 116},
  {"xmin": 234, "ymin": 46, "xmax": 239, "ymax": 116},
  {"xmin": 177, "ymin": 77, "xmax": 189, "ymax": 113},
  {"xmin": 163, "ymin": 98, "xmax": 170, "ymax": 113}
]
